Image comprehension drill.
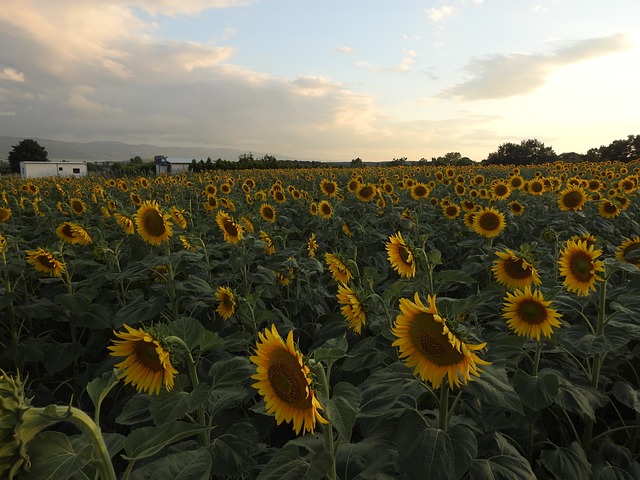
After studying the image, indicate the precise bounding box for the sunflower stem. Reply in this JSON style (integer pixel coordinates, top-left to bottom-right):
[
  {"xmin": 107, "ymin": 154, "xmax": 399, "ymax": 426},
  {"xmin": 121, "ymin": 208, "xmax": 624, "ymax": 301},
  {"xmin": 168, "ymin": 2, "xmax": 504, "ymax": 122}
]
[
  {"xmin": 438, "ymin": 379, "xmax": 450, "ymax": 431},
  {"xmin": 316, "ymin": 361, "xmax": 337, "ymax": 480}
]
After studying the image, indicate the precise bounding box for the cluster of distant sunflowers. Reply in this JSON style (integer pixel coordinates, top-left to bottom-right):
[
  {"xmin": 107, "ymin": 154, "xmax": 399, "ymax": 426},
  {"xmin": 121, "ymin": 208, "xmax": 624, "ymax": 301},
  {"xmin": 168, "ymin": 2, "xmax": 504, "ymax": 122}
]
[{"xmin": 1, "ymin": 159, "xmax": 640, "ymax": 479}]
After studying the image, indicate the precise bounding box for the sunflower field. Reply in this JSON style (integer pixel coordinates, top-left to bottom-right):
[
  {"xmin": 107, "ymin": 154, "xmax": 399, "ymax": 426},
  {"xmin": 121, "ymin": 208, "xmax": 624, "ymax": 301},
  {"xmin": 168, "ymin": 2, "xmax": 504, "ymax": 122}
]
[{"xmin": 1, "ymin": 160, "xmax": 640, "ymax": 480}]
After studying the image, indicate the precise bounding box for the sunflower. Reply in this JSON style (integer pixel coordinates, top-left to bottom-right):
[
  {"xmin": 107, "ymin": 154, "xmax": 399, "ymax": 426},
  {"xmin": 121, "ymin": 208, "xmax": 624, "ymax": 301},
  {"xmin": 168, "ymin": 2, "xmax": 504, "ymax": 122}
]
[
  {"xmin": 472, "ymin": 206, "xmax": 506, "ymax": 238},
  {"xmin": 320, "ymin": 179, "xmax": 339, "ymax": 197},
  {"xmin": 260, "ymin": 204, "xmax": 276, "ymax": 223},
  {"xmin": 170, "ymin": 206, "xmax": 188, "ymax": 229},
  {"xmin": 309, "ymin": 202, "xmax": 318, "ymax": 216},
  {"xmin": 0, "ymin": 207, "xmax": 11, "ymax": 223},
  {"xmin": 509, "ymin": 201, "xmax": 525, "ymax": 216},
  {"xmin": 557, "ymin": 185, "xmax": 587, "ymax": 211},
  {"xmin": 491, "ymin": 181, "xmax": 511, "ymax": 200},
  {"xmin": 528, "ymin": 180, "xmax": 545, "ymax": 195},
  {"xmin": 179, "ymin": 235, "xmax": 196, "ymax": 251},
  {"xmin": 250, "ymin": 325, "xmax": 328, "ymax": 435},
  {"xmin": 492, "ymin": 249, "xmax": 541, "ymax": 290},
  {"xmin": 114, "ymin": 213, "xmax": 135, "ymax": 235},
  {"xmin": 347, "ymin": 178, "xmax": 360, "ymax": 193},
  {"xmin": 615, "ymin": 236, "xmax": 640, "ymax": 268},
  {"xmin": 558, "ymin": 239, "xmax": 605, "ymax": 296},
  {"xmin": 135, "ymin": 200, "xmax": 173, "ymax": 246},
  {"xmin": 318, "ymin": 200, "xmax": 333, "ymax": 219},
  {"xmin": 325, "ymin": 252, "xmax": 353, "ymax": 283},
  {"xmin": 442, "ymin": 204, "xmax": 460, "ymax": 220},
  {"xmin": 307, "ymin": 232, "xmax": 318, "ymax": 257},
  {"xmin": 502, "ymin": 287, "xmax": 562, "ymax": 340},
  {"xmin": 108, "ymin": 324, "xmax": 178, "ymax": 395},
  {"xmin": 69, "ymin": 198, "xmax": 87, "ymax": 215},
  {"xmin": 152, "ymin": 264, "xmax": 170, "ymax": 283},
  {"xmin": 215, "ymin": 285, "xmax": 236, "ymax": 320},
  {"xmin": 355, "ymin": 183, "xmax": 377, "ymax": 202},
  {"xmin": 342, "ymin": 222, "xmax": 353, "ymax": 237},
  {"xmin": 215, "ymin": 210, "xmax": 244, "ymax": 244},
  {"xmin": 391, "ymin": 293, "xmax": 489, "ymax": 389},
  {"xmin": 241, "ymin": 216, "xmax": 255, "ymax": 233},
  {"xmin": 386, "ymin": 232, "xmax": 416, "ymax": 278},
  {"xmin": 337, "ymin": 283, "xmax": 366, "ymax": 334},
  {"xmin": 411, "ymin": 183, "xmax": 430, "ymax": 200},
  {"xmin": 55, "ymin": 221, "xmax": 92, "ymax": 245},
  {"xmin": 260, "ymin": 230, "xmax": 276, "ymax": 255},
  {"xmin": 204, "ymin": 195, "xmax": 219, "ymax": 211},
  {"xmin": 25, "ymin": 248, "xmax": 66, "ymax": 277},
  {"xmin": 0, "ymin": 234, "xmax": 7, "ymax": 254},
  {"xmin": 598, "ymin": 199, "xmax": 620, "ymax": 219}
]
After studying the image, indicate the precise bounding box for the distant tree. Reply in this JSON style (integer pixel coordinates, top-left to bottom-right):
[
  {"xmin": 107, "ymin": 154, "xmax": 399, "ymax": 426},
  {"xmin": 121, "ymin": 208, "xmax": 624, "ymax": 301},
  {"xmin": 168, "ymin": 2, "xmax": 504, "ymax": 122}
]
[
  {"xmin": 8, "ymin": 139, "xmax": 48, "ymax": 173},
  {"xmin": 484, "ymin": 139, "xmax": 556, "ymax": 165},
  {"xmin": 351, "ymin": 157, "xmax": 363, "ymax": 167},
  {"xmin": 388, "ymin": 157, "xmax": 407, "ymax": 166},
  {"xmin": 129, "ymin": 155, "xmax": 143, "ymax": 164},
  {"xmin": 598, "ymin": 134, "xmax": 640, "ymax": 162}
]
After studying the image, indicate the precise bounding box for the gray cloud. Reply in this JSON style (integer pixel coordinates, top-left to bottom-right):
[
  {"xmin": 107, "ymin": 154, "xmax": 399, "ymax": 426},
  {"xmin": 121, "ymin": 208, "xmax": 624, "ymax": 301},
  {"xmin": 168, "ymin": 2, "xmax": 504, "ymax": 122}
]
[{"xmin": 441, "ymin": 33, "xmax": 633, "ymax": 100}]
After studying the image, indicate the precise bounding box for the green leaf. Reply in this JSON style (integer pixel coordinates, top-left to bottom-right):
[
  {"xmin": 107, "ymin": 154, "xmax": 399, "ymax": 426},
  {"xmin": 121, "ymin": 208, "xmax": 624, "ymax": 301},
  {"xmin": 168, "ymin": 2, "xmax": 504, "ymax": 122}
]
[
  {"xmin": 449, "ymin": 424, "xmax": 478, "ymax": 480},
  {"xmin": 86, "ymin": 370, "xmax": 120, "ymax": 416},
  {"xmin": 208, "ymin": 356, "xmax": 254, "ymax": 388},
  {"xmin": 149, "ymin": 383, "xmax": 210, "ymax": 425},
  {"xmin": 4, "ymin": 336, "xmax": 49, "ymax": 363},
  {"xmin": 540, "ymin": 442, "xmax": 591, "ymax": 480},
  {"xmin": 511, "ymin": 369, "xmax": 558, "ymax": 411},
  {"xmin": 434, "ymin": 269, "xmax": 477, "ymax": 286},
  {"xmin": 123, "ymin": 421, "xmax": 213, "ymax": 460},
  {"xmin": 256, "ymin": 444, "xmax": 333, "ymax": 480},
  {"xmin": 129, "ymin": 448, "xmax": 212, "ymax": 480},
  {"xmin": 27, "ymin": 431, "xmax": 93, "ymax": 480},
  {"xmin": 43, "ymin": 342, "xmax": 84, "ymax": 374},
  {"xmin": 116, "ymin": 395, "xmax": 153, "ymax": 425},
  {"xmin": 114, "ymin": 295, "xmax": 166, "ymax": 328},
  {"xmin": 198, "ymin": 330, "xmax": 224, "ymax": 351},
  {"xmin": 396, "ymin": 411, "xmax": 454, "ymax": 480},
  {"xmin": 207, "ymin": 385, "xmax": 247, "ymax": 418},
  {"xmin": 207, "ymin": 422, "xmax": 258, "ymax": 477},
  {"xmin": 313, "ymin": 334, "xmax": 348, "ymax": 367},
  {"xmin": 612, "ymin": 381, "xmax": 640, "ymax": 413},
  {"xmin": 464, "ymin": 364, "xmax": 524, "ymax": 414},
  {"xmin": 470, "ymin": 456, "xmax": 535, "ymax": 480},
  {"xmin": 555, "ymin": 376, "xmax": 608, "ymax": 421},
  {"xmin": 168, "ymin": 317, "xmax": 205, "ymax": 351},
  {"xmin": 325, "ymin": 382, "xmax": 361, "ymax": 442}
]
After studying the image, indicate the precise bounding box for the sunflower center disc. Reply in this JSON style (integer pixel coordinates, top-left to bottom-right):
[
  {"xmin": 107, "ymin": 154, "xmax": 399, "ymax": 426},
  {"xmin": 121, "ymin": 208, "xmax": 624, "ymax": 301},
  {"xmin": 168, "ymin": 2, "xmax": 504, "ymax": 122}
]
[
  {"xmin": 518, "ymin": 300, "xmax": 547, "ymax": 325},
  {"xmin": 134, "ymin": 341, "xmax": 163, "ymax": 371},
  {"xmin": 38, "ymin": 254, "xmax": 56, "ymax": 269},
  {"xmin": 564, "ymin": 191, "xmax": 583, "ymax": 208},
  {"xmin": 268, "ymin": 351, "xmax": 310, "ymax": 410},
  {"xmin": 144, "ymin": 210, "xmax": 166, "ymax": 236},
  {"xmin": 410, "ymin": 313, "xmax": 464, "ymax": 366},
  {"xmin": 504, "ymin": 258, "xmax": 532, "ymax": 280},
  {"xmin": 224, "ymin": 220, "xmax": 238, "ymax": 237},
  {"xmin": 570, "ymin": 253, "xmax": 593, "ymax": 281},
  {"xmin": 479, "ymin": 213, "xmax": 499, "ymax": 231},
  {"xmin": 399, "ymin": 245, "xmax": 412, "ymax": 265}
]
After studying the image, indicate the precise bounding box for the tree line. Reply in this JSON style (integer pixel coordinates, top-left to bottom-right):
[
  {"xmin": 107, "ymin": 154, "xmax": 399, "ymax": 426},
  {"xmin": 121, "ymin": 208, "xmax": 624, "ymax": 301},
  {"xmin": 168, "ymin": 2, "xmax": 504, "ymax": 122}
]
[{"xmin": 3, "ymin": 134, "xmax": 639, "ymax": 175}]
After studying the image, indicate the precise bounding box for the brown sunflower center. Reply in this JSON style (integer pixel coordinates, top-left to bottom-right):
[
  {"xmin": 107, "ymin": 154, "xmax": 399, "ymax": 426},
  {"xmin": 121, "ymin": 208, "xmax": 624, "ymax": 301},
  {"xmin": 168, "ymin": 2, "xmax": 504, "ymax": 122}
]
[
  {"xmin": 563, "ymin": 190, "xmax": 584, "ymax": 208},
  {"xmin": 410, "ymin": 313, "xmax": 463, "ymax": 366},
  {"xmin": 134, "ymin": 341, "xmax": 163, "ymax": 371},
  {"xmin": 37, "ymin": 254, "xmax": 57, "ymax": 269},
  {"xmin": 568, "ymin": 252, "xmax": 594, "ymax": 282},
  {"xmin": 71, "ymin": 200, "xmax": 84, "ymax": 213},
  {"xmin": 517, "ymin": 299, "xmax": 547, "ymax": 325},
  {"xmin": 398, "ymin": 245, "xmax": 413, "ymax": 265},
  {"xmin": 623, "ymin": 243, "xmax": 640, "ymax": 265},
  {"xmin": 445, "ymin": 206, "xmax": 458, "ymax": 217},
  {"xmin": 478, "ymin": 212, "xmax": 500, "ymax": 231},
  {"xmin": 143, "ymin": 209, "xmax": 167, "ymax": 237},
  {"xmin": 61, "ymin": 224, "xmax": 75, "ymax": 238},
  {"xmin": 321, "ymin": 204, "xmax": 331, "ymax": 215},
  {"xmin": 223, "ymin": 220, "xmax": 238, "ymax": 237},
  {"xmin": 324, "ymin": 183, "xmax": 336, "ymax": 194},
  {"xmin": 503, "ymin": 257, "xmax": 533, "ymax": 280},
  {"xmin": 414, "ymin": 185, "xmax": 427, "ymax": 197},
  {"xmin": 603, "ymin": 201, "xmax": 618, "ymax": 213},
  {"xmin": 358, "ymin": 186, "xmax": 374, "ymax": 199},
  {"xmin": 530, "ymin": 182, "xmax": 543, "ymax": 193},
  {"xmin": 494, "ymin": 184, "xmax": 508, "ymax": 196},
  {"xmin": 268, "ymin": 348, "xmax": 312, "ymax": 409}
]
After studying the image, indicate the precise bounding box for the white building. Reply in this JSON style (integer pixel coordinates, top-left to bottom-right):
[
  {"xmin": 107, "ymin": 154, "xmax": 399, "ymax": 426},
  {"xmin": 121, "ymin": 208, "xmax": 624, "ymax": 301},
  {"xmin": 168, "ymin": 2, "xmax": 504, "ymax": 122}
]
[
  {"xmin": 154, "ymin": 156, "xmax": 193, "ymax": 175},
  {"xmin": 20, "ymin": 161, "xmax": 88, "ymax": 178}
]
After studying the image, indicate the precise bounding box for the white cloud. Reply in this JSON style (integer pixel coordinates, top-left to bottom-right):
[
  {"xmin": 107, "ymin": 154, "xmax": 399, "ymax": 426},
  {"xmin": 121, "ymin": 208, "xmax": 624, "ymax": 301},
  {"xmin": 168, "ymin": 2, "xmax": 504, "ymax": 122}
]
[
  {"xmin": 427, "ymin": 6, "xmax": 454, "ymax": 22},
  {"xmin": 441, "ymin": 33, "xmax": 633, "ymax": 100},
  {"xmin": 335, "ymin": 46, "xmax": 354, "ymax": 54},
  {"xmin": 0, "ymin": 67, "xmax": 25, "ymax": 82},
  {"xmin": 114, "ymin": 0, "xmax": 252, "ymax": 16}
]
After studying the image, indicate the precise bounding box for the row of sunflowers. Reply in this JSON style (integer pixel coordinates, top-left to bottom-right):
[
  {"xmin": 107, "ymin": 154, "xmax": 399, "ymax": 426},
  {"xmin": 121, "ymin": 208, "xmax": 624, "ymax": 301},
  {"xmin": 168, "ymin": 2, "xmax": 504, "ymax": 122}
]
[{"xmin": 1, "ymin": 159, "xmax": 640, "ymax": 479}]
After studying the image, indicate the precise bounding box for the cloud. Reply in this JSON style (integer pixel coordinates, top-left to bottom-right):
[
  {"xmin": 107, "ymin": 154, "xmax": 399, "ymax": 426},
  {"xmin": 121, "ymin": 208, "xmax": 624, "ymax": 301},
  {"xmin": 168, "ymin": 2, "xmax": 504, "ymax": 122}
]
[
  {"xmin": 427, "ymin": 6, "xmax": 454, "ymax": 22},
  {"xmin": 335, "ymin": 46, "xmax": 354, "ymax": 54},
  {"xmin": 115, "ymin": 0, "xmax": 252, "ymax": 16},
  {"xmin": 357, "ymin": 49, "xmax": 418, "ymax": 73},
  {"xmin": 441, "ymin": 33, "xmax": 633, "ymax": 100},
  {"xmin": 0, "ymin": 67, "xmax": 25, "ymax": 82}
]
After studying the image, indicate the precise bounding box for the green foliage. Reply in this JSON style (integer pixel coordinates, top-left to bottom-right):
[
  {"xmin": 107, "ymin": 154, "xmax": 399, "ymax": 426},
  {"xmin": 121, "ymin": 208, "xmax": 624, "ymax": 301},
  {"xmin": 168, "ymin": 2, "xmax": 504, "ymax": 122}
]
[{"xmin": 7, "ymin": 138, "xmax": 48, "ymax": 172}]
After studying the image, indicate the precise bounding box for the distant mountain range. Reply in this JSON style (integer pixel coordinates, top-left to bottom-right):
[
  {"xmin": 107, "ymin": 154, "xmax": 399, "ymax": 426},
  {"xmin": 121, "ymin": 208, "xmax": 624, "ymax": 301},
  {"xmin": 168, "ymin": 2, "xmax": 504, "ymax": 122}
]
[{"xmin": 0, "ymin": 136, "xmax": 300, "ymax": 163}]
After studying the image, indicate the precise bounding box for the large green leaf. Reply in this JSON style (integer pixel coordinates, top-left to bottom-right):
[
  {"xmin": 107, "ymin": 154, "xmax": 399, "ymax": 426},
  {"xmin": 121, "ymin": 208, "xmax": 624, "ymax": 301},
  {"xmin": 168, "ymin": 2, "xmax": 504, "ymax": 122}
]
[
  {"xmin": 511, "ymin": 369, "xmax": 558, "ymax": 411},
  {"xmin": 43, "ymin": 342, "xmax": 84, "ymax": 374},
  {"xmin": 449, "ymin": 424, "xmax": 478, "ymax": 480},
  {"xmin": 116, "ymin": 394, "xmax": 153, "ymax": 425},
  {"xmin": 396, "ymin": 411, "xmax": 455, "ymax": 480},
  {"xmin": 464, "ymin": 364, "xmax": 524, "ymax": 414},
  {"xmin": 129, "ymin": 448, "xmax": 212, "ymax": 480},
  {"xmin": 114, "ymin": 295, "xmax": 166, "ymax": 328},
  {"xmin": 123, "ymin": 421, "xmax": 212, "ymax": 460},
  {"xmin": 324, "ymin": 381, "xmax": 361, "ymax": 442},
  {"xmin": 208, "ymin": 356, "xmax": 254, "ymax": 388},
  {"xmin": 149, "ymin": 383, "xmax": 210, "ymax": 425},
  {"xmin": 540, "ymin": 442, "xmax": 591, "ymax": 480},
  {"xmin": 612, "ymin": 381, "xmax": 640, "ymax": 413},
  {"xmin": 313, "ymin": 334, "xmax": 348, "ymax": 368},
  {"xmin": 470, "ymin": 456, "xmax": 535, "ymax": 480},
  {"xmin": 86, "ymin": 370, "xmax": 120, "ymax": 417},
  {"xmin": 27, "ymin": 431, "xmax": 93, "ymax": 480},
  {"xmin": 555, "ymin": 376, "xmax": 608, "ymax": 421},
  {"xmin": 256, "ymin": 444, "xmax": 333, "ymax": 480},
  {"xmin": 208, "ymin": 421, "xmax": 258, "ymax": 477},
  {"xmin": 168, "ymin": 317, "xmax": 205, "ymax": 351},
  {"xmin": 207, "ymin": 385, "xmax": 247, "ymax": 418}
]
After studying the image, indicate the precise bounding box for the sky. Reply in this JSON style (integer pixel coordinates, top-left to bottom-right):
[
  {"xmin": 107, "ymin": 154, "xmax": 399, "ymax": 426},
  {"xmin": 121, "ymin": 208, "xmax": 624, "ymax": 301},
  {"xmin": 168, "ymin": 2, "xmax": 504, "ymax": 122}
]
[{"xmin": 1, "ymin": 0, "xmax": 639, "ymax": 162}]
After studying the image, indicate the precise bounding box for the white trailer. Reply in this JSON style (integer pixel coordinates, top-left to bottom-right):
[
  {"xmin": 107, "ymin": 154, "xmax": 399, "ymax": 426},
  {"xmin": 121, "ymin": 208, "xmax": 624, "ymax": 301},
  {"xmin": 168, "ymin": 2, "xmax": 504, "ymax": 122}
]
[{"xmin": 20, "ymin": 161, "xmax": 88, "ymax": 178}]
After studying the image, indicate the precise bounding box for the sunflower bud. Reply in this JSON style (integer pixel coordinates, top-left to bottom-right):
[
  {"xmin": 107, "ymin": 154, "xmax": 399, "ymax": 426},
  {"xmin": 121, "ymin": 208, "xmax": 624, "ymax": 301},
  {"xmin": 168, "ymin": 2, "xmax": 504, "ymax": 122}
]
[{"xmin": 542, "ymin": 227, "xmax": 557, "ymax": 243}]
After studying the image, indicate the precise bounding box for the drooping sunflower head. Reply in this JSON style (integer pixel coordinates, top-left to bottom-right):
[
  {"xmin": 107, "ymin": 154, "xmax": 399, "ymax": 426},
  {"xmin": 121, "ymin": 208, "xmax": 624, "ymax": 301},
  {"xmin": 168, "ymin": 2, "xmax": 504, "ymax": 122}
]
[
  {"xmin": 170, "ymin": 206, "xmax": 188, "ymax": 229},
  {"xmin": 472, "ymin": 206, "xmax": 506, "ymax": 238},
  {"xmin": 391, "ymin": 293, "xmax": 489, "ymax": 389},
  {"xmin": 386, "ymin": 231, "xmax": 416, "ymax": 278},
  {"xmin": 0, "ymin": 206, "xmax": 12, "ymax": 223},
  {"xmin": 260, "ymin": 230, "xmax": 276, "ymax": 255},
  {"xmin": 337, "ymin": 283, "xmax": 366, "ymax": 334},
  {"xmin": 25, "ymin": 248, "xmax": 66, "ymax": 278},
  {"xmin": 135, "ymin": 200, "xmax": 173, "ymax": 246},
  {"xmin": 0, "ymin": 234, "xmax": 7, "ymax": 254},
  {"xmin": 250, "ymin": 325, "xmax": 328, "ymax": 435},
  {"xmin": 325, "ymin": 252, "xmax": 353, "ymax": 283},
  {"xmin": 215, "ymin": 285, "xmax": 236, "ymax": 320},
  {"xmin": 108, "ymin": 324, "xmax": 178, "ymax": 395},
  {"xmin": 492, "ymin": 248, "xmax": 541, "ymax": 290},
  {"xmin": 557, "ymin": 185, "xmax": 587, "ymax": 211},
  {"xmin": 502, "ymin": 286, "xmax": 562, "ymax": 340},
  {"xmin": 114, "ymin": 213, "xmax": 135, "ymax": 235},
  {"xmin": 616, "ymin": 236, "xmax": 640, "ymax": 268},
  {"xmin": 307, "ymin": 232, "xmax": 318, "ymax": 257},
  {"xmin": 215, "ymin": 210, "xmax": 244, "ymax": 244},
  {"xmin": 558, "ymin": 239, "xmax": 605, "ymax": 296}
]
